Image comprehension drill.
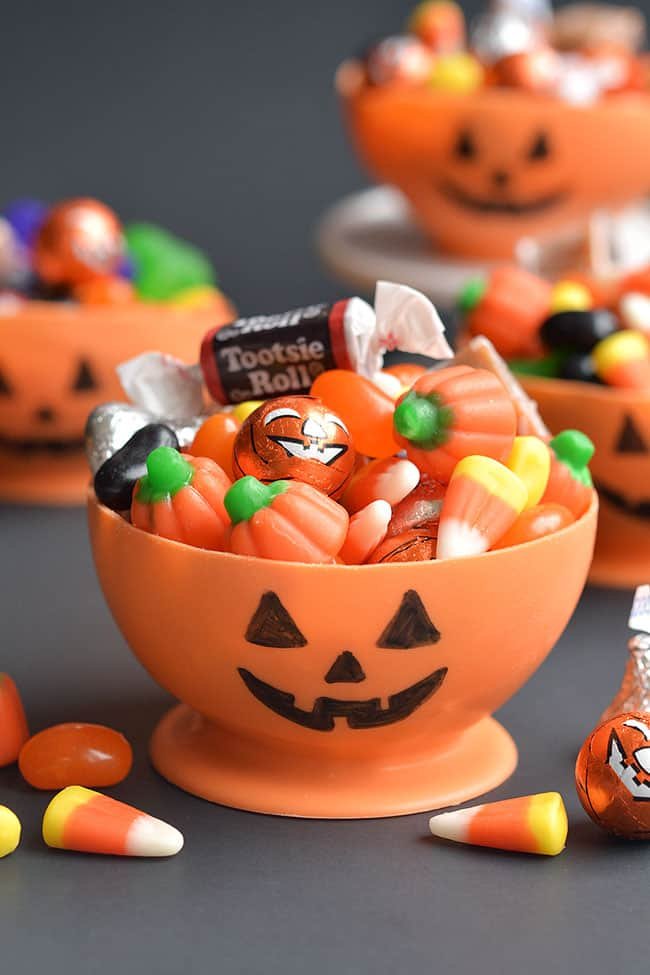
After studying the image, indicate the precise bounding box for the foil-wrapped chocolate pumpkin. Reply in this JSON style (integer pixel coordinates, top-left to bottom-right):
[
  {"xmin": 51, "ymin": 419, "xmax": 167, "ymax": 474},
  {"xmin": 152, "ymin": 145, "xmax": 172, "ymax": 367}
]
[
  {"xmin": 232, "ymin": 395, "xmax": 355, "ymax": 498},
  {"xmin": 33, "ymin": 198, "xmax": 124, "ymax": 288},
  {"xmin": 575, "ymin": 711, "xmax": 650, "ymax": 838}
]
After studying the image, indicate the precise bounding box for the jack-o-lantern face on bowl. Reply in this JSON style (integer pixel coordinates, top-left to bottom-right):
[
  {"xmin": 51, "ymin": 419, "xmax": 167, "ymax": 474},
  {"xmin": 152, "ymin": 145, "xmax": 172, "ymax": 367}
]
[
  {"xmin": 340, "ymin": 77, "xmax": 650, "ymax": 258},
  {"xmin": 0, "ymin": 297, "xmax": 235, "ymax": 505},
  {"xmin": 88, "ymin": 492, "xmax": 596, "ymax": 817},
  {"xmin": 521, "ymin": 375, "xmax": 650, "ymax": 588}
]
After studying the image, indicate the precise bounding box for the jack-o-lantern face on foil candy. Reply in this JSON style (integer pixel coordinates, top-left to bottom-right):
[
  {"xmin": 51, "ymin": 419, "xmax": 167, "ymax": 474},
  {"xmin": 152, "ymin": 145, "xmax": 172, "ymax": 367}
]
[
  {"xmin": 343, "ymin": 84, "xmax": 650, "ymax": 258},
  {"xmin": 576, "ymin": 712, "xmax": 650, "ymax": 838},
  {"xmin": 238, "ymin": 589, "xmax": 447, "ymax": 731},
  {"xmin": 233, "ymin": 395, "xmax": 356, "ymax": 498}
]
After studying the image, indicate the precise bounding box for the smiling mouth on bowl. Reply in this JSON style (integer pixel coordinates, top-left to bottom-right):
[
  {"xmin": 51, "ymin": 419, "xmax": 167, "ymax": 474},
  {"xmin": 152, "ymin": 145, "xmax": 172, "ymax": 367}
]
[
  {"xmin": 0, "ymin": 432, "xmax": 85, "ymax": 455},
  {"xmin": 595, "ymin": 479, "xmax": 650, "ymax": 520},
  {"xmin": 238, "ymin": 666, "xmax": 448, "ymax": 731},
  {"xmin": 439, "ymin": 181, "xmax": 568, "ymax": 216}
]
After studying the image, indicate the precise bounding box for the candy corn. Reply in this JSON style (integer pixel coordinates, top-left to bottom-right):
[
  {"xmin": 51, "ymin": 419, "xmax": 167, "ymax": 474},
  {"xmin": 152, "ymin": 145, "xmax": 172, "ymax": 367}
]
[
  {"xmin": 505, "ymin": 436, "xmax": 551, "ymax": 509},
  {"xmin": 428, "ymin": 792, "xmax": 568, "ymax": 856},
  {"xmin": 541, "ymin": 430, "xmax": 594, "ymax": 518},
  {"xmin": 437, "ymin": 456, "xmax": 528, "ymax": 559},
  {"xmin": 492, "ymin": 503, "xmax": 574, "ymax": 550},
  {"xmin": 592, "ymin": 329, "xmax": 650, "ymax": 388},
  {"xmin": 0, "ymin": 673, "xmax": 29, "ymax": 767},
  {"xmin": 0, "ymin": 806, "xmax": 21, "ymax": 858},
  {"xmin": 342, "ymin": 456, "xmax": 420, "ymax": 514},
  {"xmin": 42, "ymin": 786, "xmax": 184, "ymax": 857},
  {"xmin": 340, "ymin": 500, "xmax": 392, "ymax": 564}
]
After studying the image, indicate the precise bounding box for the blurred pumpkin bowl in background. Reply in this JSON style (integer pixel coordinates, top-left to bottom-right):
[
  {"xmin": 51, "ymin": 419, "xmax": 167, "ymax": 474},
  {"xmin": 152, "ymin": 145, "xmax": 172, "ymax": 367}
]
[{"xmin": 0, "ymin": 296, "xmax": 234, "ymax": 505}]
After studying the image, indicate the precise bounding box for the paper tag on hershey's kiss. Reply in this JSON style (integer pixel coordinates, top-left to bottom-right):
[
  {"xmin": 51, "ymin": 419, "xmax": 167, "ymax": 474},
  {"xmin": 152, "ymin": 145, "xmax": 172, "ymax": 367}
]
[{"xmin": 629, "ymin": 585, "xmax": 650, "ymax": 633}]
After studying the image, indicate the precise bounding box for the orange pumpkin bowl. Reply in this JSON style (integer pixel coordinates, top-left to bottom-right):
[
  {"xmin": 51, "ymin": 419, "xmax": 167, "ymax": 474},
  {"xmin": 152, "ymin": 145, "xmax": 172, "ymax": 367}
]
[
  {"xmin": 339, "ymin": 67, "xmax": 650, "ymax": 259},
  {"xmin": 521, "ymin": 376, "xmax": 650, "ymax": 589},
  {"xmin": 88, "ymin": 491, "xmax": 597, "ymax": 818},
  {"xmin": 0, "ymin": 297, "xmax": 234, "ymax": 506}
]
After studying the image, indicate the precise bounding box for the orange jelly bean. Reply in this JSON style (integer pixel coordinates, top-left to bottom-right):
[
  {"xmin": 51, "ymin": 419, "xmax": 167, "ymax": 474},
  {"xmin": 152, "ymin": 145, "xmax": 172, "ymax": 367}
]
[
  {"xmin": 0, "ymin": 673, "xmax": 29, "ymax": 767},
  {"xmin": 311, "ymin": 369, "xmax": 400, "ymax": 458},
  {"xmin": 19, "ymin": 723, "xmax": 133, "ymax": 790},
  {"xmin": 492, "ymin": 503, "xmax": 574, "ymax": 550},
  {"xmin": 189, "ymin": 412, "xmax": 241, "ymax": 479}
]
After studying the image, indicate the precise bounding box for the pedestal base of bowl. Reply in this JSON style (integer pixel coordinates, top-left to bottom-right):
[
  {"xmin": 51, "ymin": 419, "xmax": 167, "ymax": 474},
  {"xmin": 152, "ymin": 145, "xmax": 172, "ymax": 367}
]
[
  {"xmin": 150, "ymin": 704, "xmax": 518, "ymax": 819},
  {"xmin": 0, "ymin": 463, "xmax": 88, "ymax": 506},
  {"xmin": 589, "ymin": 543, "xmax": 650, "ymax": 590}
]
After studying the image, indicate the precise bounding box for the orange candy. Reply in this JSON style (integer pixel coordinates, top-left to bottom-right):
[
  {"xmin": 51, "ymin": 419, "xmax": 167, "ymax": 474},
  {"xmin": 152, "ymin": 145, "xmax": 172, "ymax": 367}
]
[
  {"xmin": 393, "ymin": 365, "xmax": 517, "ymax": 483},
  {"xmin": 0, "ymin": 674, "xmax": 29, "ymax": 767},
  {"xmin": 367, "ymin": 528, "xmax": 437, "ymax": 563},
  {"xmin": 382, "ymin": 362, "xmax": 428, "ymax": 389},
  {"xmin": 190, "ymin": 412, "xmax": 241, "ymax": 479},
  {"xmin": 73, "ymin": 276, "xmax": 135, "ymax": 305},
  {"xmin": 19, "ymin": 723, "xmax": 133, "ymax": 790},
  {"xmin": 225, "ymin": 476, "xmax": 349, "ymax": 564},
  {"xmin": 339, "ymin": 500, "xmax": 392, "ymax": 564},
  {"xmin": 33, "ymin": 198, "xmax": 124, "ymax": 288},
  {"xmin": 43, "ymin": 786, "xmax": 183, "ymax": 857},
  {"xmin": 462, "ymin": 267, "xmax": 551, "ymax": 359},
  {"xmin": 131, "ymin": 448, "xmax": 231, "ymax": 550},
  {"xmin": 311, "ymin": 369, "xmax": 400, "ymax": 458},
  {"xmin": 342, "ymin": 456, "xmax": 421, "ymax": 514},
  {"xmin": 387, "ymin": 478, "xmax": 446, "ymax": 536},
  {"xmin": 492, "ymin": 503, "xmax": 575, "ymax": 550}
]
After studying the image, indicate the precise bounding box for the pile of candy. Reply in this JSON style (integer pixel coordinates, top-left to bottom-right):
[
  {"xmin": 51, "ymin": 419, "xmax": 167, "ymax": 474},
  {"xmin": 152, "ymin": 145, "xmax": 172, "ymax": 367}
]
[
  {"xmin": 88, "ymin": 283, "xmax": 595, "ymax": 564},
  {"xmin": 353, "ymin": 0, "xmax": 649, "ymax": 104},
  {"xmin": 0, "ymin": 673, "xmax": 182, "ymax": 858},
  {"xmin": 0, "ymin": 196, "xmax": 221, "ymax": 308},
  {"xmin": 460, "ymin": 264, "xmax": 650, "ymax": 388}
]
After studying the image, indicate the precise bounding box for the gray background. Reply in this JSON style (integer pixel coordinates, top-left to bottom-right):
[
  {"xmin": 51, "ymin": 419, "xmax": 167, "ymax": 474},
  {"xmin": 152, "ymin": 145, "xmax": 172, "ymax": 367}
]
[{"xmin": 1, "ymin": 1, "xmax": 649, "ymax": 972}]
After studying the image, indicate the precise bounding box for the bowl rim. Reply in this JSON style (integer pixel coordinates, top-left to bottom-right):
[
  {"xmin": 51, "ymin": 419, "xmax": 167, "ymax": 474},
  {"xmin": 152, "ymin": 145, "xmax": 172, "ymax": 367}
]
[
  {"xmin": 336, "ymin": 58, "xmax": 650, "ymax": 112},
  {"xmin": 0, "ymin": 295, "xmax": 233, "ymax": 324},
  {"xmin": 519, "ymin": 373, "xmax": 650, "ymax": 406},
  {"xmin": 87, "ymin": 488, "xmax": 598, "ymax": 572}
]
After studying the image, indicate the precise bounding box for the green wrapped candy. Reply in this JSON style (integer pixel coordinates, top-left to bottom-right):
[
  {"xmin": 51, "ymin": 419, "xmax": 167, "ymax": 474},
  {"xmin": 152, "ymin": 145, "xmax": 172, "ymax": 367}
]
[{"xmin": 125, "ymin": 222, "xmax": 216, "ymax": 302}]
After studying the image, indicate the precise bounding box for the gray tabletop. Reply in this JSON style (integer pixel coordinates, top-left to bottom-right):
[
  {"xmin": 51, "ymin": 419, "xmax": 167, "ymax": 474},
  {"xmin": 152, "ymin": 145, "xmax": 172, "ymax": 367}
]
[{"xmin": 0, "ymin": 504, "xmax": 645, "ymax": 975}]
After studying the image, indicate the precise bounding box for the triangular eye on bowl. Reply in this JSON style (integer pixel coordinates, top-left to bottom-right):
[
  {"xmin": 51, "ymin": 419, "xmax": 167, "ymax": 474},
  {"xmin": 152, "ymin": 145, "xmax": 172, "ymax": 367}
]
[
  {"xmin": 0, "ymin": 367, "xmax": 11, "ymax": 396},
  {"xmin": 72, "ymin": 358, "xmax": 97, "ymax": 392},
  {"xmin": 616, "ymin": 414, "xmax": 648, "ymax": 454},
  {"xmin": 246, "ymin": 591, "xmax": 307, "ymax": 648},
  {"xmin": 377, "ymin": 590, "xmax": 441, "ymax": 650},
  {"xmin": 454, "ymin": 129, "xmax": 476, "ymax": 160},
  {"xmin": 528, "ymin": 131, "xmax": 550, "ymax": 161}
]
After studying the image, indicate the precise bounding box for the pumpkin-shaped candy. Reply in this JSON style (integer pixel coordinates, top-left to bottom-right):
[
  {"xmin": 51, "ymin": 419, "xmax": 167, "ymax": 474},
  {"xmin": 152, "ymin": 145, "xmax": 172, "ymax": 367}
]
[
  {"xmin": 131, "ymin": 447, "xmax": 231, "ymax": 550},
  {"xmin": 392, "ymin": 365, "xmax": 517, "ymax": 482},
  {"xmin": 225, "ymin": 475, "xmax": 349, "ymax": 564},
  {"xmin": 541, "ymin": 430, "xmax": 595, "ymax": 519},
  {"xmin": 460, "ymin": 267, "xmax": 551, "ymax": 360}
]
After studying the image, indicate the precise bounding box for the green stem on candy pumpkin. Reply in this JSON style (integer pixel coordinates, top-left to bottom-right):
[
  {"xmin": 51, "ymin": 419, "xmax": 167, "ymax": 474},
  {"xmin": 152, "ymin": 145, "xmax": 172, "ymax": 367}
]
[
  {"xmin": 550, "ymin": 430, "xmax": 594, "ymax": 487},
  {"xmin": 393, "ymin": 390, "xmax": 453, "ymax": 451},
  {"xmin": 457, "ymin": 277, "xmax": 486, "ymax": 314},
  {"xmin": 136, "ymin": 446, "xmax": 194, "ymax": 503},
  {"xmin": 225, "ymin": 476, "xmax": 289, "ymax": 526}
]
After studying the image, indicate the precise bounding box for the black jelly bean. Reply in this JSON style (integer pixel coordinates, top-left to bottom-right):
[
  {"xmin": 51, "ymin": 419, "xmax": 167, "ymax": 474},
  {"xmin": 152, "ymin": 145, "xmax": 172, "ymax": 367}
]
[
  {"xmin": 559, "ymin": 354, "xmax": 603, "ymax": 384},
  {"xmin": 540, "ymin": 309, "xmax": 618, "ymax": 354},
  {"xmin": 94, "ymin": 424, "xmax": 179, "ymax": 511}
]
